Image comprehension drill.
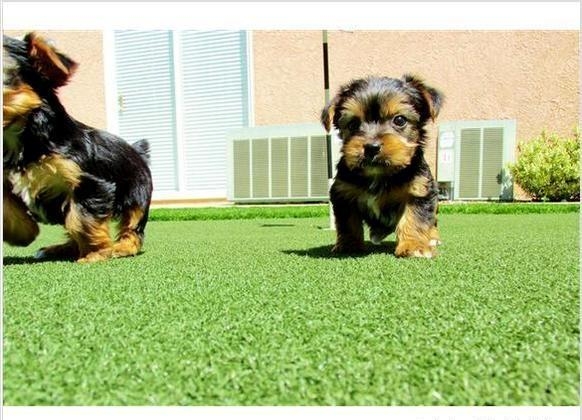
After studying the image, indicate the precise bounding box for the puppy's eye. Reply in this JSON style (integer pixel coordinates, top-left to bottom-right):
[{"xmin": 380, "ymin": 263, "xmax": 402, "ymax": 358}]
[
  {"xmin": 347, "ymin": 119, "xmax": 361, "ymax": 132},
  {"xmin": 393, "ymin": 115, "xmax": 408, "ymax": 127}
]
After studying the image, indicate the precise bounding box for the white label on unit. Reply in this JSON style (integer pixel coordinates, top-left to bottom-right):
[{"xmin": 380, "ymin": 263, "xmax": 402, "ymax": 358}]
[
  {"xmin": 437, "ymin": 131, "xmax": 455, "ymax": 182},
  {"xmin": 439, "ymin": 131, "xmax": 455, "ymax": 149}
]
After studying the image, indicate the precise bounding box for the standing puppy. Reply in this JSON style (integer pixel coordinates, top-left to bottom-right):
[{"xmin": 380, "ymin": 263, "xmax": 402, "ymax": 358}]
[
  {"xmin": 3, "ymin": 32, "xmax": 153, "ymax": 262},
  {"xmin": 321, "ymin": 75, "xmax": 443, "ymax": 258}
]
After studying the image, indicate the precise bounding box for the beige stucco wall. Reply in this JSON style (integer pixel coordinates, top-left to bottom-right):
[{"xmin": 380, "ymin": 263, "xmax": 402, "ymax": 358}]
[
  {"xmin": 252, "ymin": 31, "xmax": 326, "ymax": 125},
  {"xmin": 7, "ymin": 30, "xmax": 577, "ymax": 148},
  {"xmin": 4, "ymin": 30, "xmax": 578, "ymax": 200},
  {"xmin": 4, "ymin": 30, "xmax": 106, "ymax": 130},
  {"xmin": 253, "ymin": 30, "xmax": 580, "ymax": 172},
  {"xmin": 5, "ymin": 30, "xmax": 579, "ymax": 144}
]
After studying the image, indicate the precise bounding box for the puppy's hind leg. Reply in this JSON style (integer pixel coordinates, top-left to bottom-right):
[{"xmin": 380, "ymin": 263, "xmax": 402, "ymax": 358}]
[
  {"xmin": 65, "ymin": 202, "xmax": 114, "ymax": 263},
  {"xmin": 111, "ymin": 207, "xmax": 149, "ymax": 259},
  {"xmin": 35, "ymin": 240, "xmax": 80, "ymax": 261},
  {"xmin": 369, "ymin": 223, "xmax": 393, "ymax": 245},
  {"xmin": 35, "ymin": 202, "xmax": 113, "ymax": 262},
  {"xmin": 39, "ymin": 174, "xmax": 116, "ymax": 263}
]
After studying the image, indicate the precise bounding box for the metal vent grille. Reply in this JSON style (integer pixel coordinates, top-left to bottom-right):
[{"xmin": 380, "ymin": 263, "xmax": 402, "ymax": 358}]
[
  {"xmin": 440, "ymin": 119, "xmax": 516, "ymax": 201},
  {"xmin": 252, "ymin": 138, "xmax": 269, "ymax": 198},
  {"xmin": 458, "ymin": 126, "xmax": 505, "ymax": 200},
  {"xmin": 310, "ymin": 135, "xmax": 329, "ymax": 197},
  {"xmin": 290, "ymin": 136, "xmax": 309, "ymax": 198},
  {"xmin": 232, "ymin": 140, "xmax": 250, "ymax": 199},
  {"xmin": 481, "ymin": 127, "xmax": 504, "ymax": 198},
  {"xmin": 271, "ymin": 137, "xmax": 289, "ymax": 197},
  {"xmin": 459, "ymin": 128, "xmax": 481, "ymax": 198},
  {"xmin": 227, "ymin": 124, "xmax": 330, "ymax": 203}
]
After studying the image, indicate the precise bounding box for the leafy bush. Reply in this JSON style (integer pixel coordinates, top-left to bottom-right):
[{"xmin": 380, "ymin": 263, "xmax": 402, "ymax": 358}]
[{"xmin": 509, "ymin": 129, "xmax": 580, "ymax": 201}]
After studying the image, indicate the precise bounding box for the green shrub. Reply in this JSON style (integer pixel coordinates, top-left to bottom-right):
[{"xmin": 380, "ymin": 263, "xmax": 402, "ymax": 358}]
[{"xmin": 509, "ymin": 129, "xmax": 580, "ymax": 201}]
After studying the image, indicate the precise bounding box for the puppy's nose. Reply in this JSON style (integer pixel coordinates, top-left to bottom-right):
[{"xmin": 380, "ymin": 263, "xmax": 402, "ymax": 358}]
[{"xmin": 364, "ymin": 143, "xmax": 381, "ymax": 158}]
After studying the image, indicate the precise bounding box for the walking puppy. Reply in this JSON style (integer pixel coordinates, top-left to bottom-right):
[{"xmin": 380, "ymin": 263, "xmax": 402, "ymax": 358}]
[
  {"xmin": 3, "ymin": 32, "xmax": 153, "ymax": 262},
  {"xmin": 321, "ymin": 75, "xmax": 443, "ymax": 258}
]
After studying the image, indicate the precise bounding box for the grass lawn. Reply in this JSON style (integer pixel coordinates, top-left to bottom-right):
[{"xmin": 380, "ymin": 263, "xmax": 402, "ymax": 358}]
[{"xmin": 2, "ymin": 209, "xmax": 579, "ymax": 405}]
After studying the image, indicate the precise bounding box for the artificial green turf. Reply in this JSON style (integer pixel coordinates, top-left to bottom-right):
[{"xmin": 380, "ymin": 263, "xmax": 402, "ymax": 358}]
[
  {"xmin": 3, "ymin": 213, "xmax": 579, "ymax": 405},
  {"xmin": 149, "ymin": 202, "xmax": 579, "ymax": 222}
]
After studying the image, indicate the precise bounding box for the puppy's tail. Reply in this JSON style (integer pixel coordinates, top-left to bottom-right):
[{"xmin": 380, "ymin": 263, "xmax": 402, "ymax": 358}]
[{"xmin": 132, "ymin": 139, "xmax": 151, "ymax": 166}]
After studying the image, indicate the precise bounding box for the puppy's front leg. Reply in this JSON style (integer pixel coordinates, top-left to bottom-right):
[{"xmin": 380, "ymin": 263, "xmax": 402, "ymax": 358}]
[
  {"xmin": 3, "ymin": 187, "xmax": 39, "ymax": 247},
  {"xmin": 331, "ymin": 198, "xmax": 365, "ymax": 254},
  {"xmin": 395, "ymin": 204, "xmax": 437, "ymax": 258}
]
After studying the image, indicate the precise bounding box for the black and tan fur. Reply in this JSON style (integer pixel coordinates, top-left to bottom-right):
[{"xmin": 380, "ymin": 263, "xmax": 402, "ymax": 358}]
[
  {"xmin": 322, "ymin": 75, "xmax": 443, "ymax": 258},
  {"xmin": 3, "ymin": 32, "xmax": 153, "ymax": 263}
]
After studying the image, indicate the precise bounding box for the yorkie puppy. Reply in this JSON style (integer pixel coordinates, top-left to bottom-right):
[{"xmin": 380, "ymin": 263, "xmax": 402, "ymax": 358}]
[
  {"xmin": 321, "ymin": 75, "xmax": 443, "ymax": 258},
  {"xmin": 3, "ymin": 32, "xmax": 153, "ymax": 263}
]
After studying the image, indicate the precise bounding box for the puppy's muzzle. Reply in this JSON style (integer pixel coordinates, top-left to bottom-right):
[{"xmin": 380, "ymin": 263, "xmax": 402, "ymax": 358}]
[{"xmin": 364, "ymin": 142, "xmax": 381, "ymax": 160}]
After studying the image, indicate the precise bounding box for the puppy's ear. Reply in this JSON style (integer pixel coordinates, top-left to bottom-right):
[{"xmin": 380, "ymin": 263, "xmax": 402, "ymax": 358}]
[
  {"xmin": 320, "ymin": 98, "xmax": 336, "ymax": 132},
  {"xmin": 321, "ymin": 86, "xmax": 350, "ymax": 132},
  {"xmin": 25, "ymin": 32, "xmax": 78, "ymax": 88},
  {"xmin": 403, "ymin": 74, "xmax": 444, "ymax": 121}
]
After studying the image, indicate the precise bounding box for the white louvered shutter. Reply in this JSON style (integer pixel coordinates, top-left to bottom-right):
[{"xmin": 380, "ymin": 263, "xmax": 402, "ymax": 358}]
[
  {"xmin": 178, "ymin": 31, "xmax": 250, "ymax": 195},
  {"xmin": 114, "ymin": 30, "xmax": 178, "ymax": 192}
]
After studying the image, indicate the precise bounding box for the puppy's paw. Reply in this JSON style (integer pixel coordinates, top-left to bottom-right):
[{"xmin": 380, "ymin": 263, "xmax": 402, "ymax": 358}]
[
  {"xmin": 78, "ymin": 248, "xmax": 113, "ymax": 263},
  {"xmin": 395, "ymin": 241, "xmax": 436, "ymax": 259},
  {"xmin": 34, "ymin": 249, "xmax": 48, "ymax": 260},
  {"xmin": 429, "ymin": 238, "xmax": 442, "ymax": 247},
  {"xmin": 369, "ymin": 226, "xmax": 392, "ymax": 245},
  {"xmin": 35, "ymin": 242, "xmax": 79, "ymax": 261},
  {"xmin": 428, "ymin": 227, "xmax": 441, "ymax": 247},
  {"xmin": 331, "ymin": 242, "xmax": 365, "ymax": 255}
]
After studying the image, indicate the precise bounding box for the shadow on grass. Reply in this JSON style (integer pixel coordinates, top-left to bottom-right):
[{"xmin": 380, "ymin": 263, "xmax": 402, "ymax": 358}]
[
  {"xmin": 3, "ymin": 250, "xmax": 145, "ymax": 266},
  {"xmin": 283, "ymin": 241, "xmax": 397, "ymax": 259},
  {"xmin": 2, "ymin": 256, "xmax": 50, "ymax": 266}
]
